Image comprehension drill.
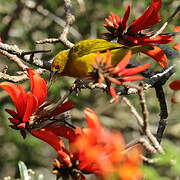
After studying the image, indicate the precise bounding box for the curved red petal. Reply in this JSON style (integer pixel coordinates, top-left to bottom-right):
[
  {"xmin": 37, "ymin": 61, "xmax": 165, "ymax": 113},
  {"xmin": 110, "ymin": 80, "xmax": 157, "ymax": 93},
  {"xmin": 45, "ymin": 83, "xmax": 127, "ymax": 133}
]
[
  {"xmin": 31, "ymin": 129, "xmax": 71, "ymax": 165},
  {"xmin": 84, "ymin": 108, "xmax": 102, "ymax": 130},
  {"xmin": 128, "ymin": 0, "xmax": 161, "ymax": 33},
  {"xmin": 49, "ymin": 100, "xmax": 74, "ymax": 117},
  {"xmin": 17, "ymin": 84, "xmax": 28, "ymax": 117},
  {"xmin": 122, "ymin": 76, "xmax": 144, "ymax": 82},
  {"xmin": 109, "ymin": 86, "xmax": 118, "ymax": 103},
  {"xmin": 125, "ymin": 35, "xmax": 173, "ymax": 44},
  {"xmin": 5, "ymin": 109, "xmax": 19, "ymax": 119},
  {"xmin": 143, "ymin": 45, "xmax": 168, "ymax": 68},
  {"xmin": 120, "ymin": 64, "xmax": 151, "ymax": 76},
  {"xmin": 147, "ymin": 35, "xmax": 173, "ymax": 44},
  {"xmin": 113, "ymin": 50, "xmax": 132, "ymax": 73},
  {"xmin": 122, "ymin": 5, "xmax": 130, "ymax": 30},
  {"xmin": 31, "ymin": 129, "xmax": 65, "ymax": 151},
  {"xmin": 8, "ymin": 118, "xmax": 20, "ymax": 124},
  {"xmin": 169, "ymin": 80, "xmax": 180, "ymax": 91},
  {"xmin": 45, "ymin": 126, "xmax": 75, "ymax": 142},
  {"xmin": 27, "ymin": 69, "xmax": 47, "ymax": 106},
  {"xmin": 108, "ymin": 77, "xmax": 122, "ymax": 85},
  {"xmin": 22, "ymin": 92, "xmax": 38, "ymax": 123},
  {"xmin": 0, "ymin": 82, "xmax": 27, "ymax": 118}
]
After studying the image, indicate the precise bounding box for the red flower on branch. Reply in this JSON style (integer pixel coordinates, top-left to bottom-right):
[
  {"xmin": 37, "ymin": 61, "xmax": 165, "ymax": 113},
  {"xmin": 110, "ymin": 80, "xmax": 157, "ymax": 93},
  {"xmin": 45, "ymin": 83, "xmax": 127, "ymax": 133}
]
[
  {"xmin": 92, "ymin": 50, "xmax": 150, "ymax": 101},
  {"xmin": 31, "ymin": 124, "xmax": 88, "ymax": 180},
  {"xmin": 103, "ymin": 0, "xmax": 173, "ymax": 68},
  {"xmin": 0, "ymin": 69, "xmax": 74, "ymax": 138},
  {"xmin": 71, "ymin": 108, "xmax": 142, "ymax": 180},
  {"xmin": 169, "ymin": 80, "xmax": 180, "ymax": 103},
  {"xmin": 31, "ymin": 108, "xmax": 142, "ymax": 180}
]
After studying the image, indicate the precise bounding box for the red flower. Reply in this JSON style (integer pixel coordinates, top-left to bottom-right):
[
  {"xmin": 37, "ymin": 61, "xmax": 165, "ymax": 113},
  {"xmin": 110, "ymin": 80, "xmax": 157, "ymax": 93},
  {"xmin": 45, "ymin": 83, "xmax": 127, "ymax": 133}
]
[
  {"xmin": 173, "ymin": 26, "xmax": 180, "ymax": 51},
  {"xmin": 0, "ymin": 69, "xmax": 74, "ymax": 137},
  {"xmin": 103, "ymin": 0, "xmax": 173, "ymax": 68},
  {"xmin": 0, "ymin": 69, "xmax": 47, "ymax": 130},
  {"xmin": 71, "ymin": 108, "xmax": 142, "ymax": 180},
  {"xmin": 31, "ymin": 125, "xmax": 75, "ymax": 166},
  {"xmin": 169, "ymin": 80, "xmax": 180, "ymax": 103},
  {"xmin": 92, "ymin": 50, "xmax": 150, "ymax": 101},
  {"xmin": 31, "ymin": 108, "xmax": 142, "ymax": 180},
  {"xmin": 169, "ymin": 80, "xmax": 180, "ymax": 91}
]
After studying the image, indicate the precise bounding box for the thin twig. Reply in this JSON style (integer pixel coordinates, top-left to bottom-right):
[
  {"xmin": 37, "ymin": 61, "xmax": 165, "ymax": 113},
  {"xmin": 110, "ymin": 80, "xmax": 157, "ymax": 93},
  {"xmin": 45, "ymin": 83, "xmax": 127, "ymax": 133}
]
[
  {"xmin": 36, "ymin": 0, "xmax": 75, "ymax": 48},
  {"xmin": 150, "ymin": 5, "xmax": 180, "ymax": 39},
  {"xmin": 125, "ymin": 138, "xmax": 158, "ymax": 154},
  {"xmin": 0, "ymin": 50, "xmax": 28, "ymax": 70},
  {"xmin": 0, "ymin": 42, "xmax": 50, "ymax": 70},
  {"xmin": 141, "ymin": 156, "xmax": 160, "ymax": 164},
  {"xmin": 50, "ymin": 80, "xmax": 80, "ymax": 111},
  {"xmin": 25, "ymin": 3, "xmax": 82, "ymax": 40},
  {"xmin": 138, "ymin": 83, "xmax": 149, "ymax": 133},
  {"xmin": 137, "ymin": 85, "xmax": 164, "ymax": 153},
  {"xmin": 0, "ymin": 72, "xmax": 28, "ymax": 82},
  {"xmin": 122, "ymin": 97, "xmax": 144, "ymax": 129},
  {"xmin": 123, "ymin": 87, "xmax": 164, "ymax": 154}
]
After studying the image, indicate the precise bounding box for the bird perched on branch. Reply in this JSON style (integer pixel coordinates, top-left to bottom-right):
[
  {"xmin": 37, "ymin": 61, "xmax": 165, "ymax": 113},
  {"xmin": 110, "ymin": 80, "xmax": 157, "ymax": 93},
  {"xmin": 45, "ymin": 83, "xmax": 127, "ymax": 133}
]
[{"xmin": 51, "ymin": 39, "xmax": 153, "ymax": 78}]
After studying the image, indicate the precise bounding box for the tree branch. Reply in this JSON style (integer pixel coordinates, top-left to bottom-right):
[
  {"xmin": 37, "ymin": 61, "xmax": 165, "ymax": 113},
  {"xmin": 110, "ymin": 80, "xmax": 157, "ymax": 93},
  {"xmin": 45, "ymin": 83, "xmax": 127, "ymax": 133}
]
[
  {"xmin": 36, "ymin": 0, "xmax": 75, "ymax": 48},
  {"xmin": 155, "ymin": 85, "xmax": 168, "ymax": 143}
]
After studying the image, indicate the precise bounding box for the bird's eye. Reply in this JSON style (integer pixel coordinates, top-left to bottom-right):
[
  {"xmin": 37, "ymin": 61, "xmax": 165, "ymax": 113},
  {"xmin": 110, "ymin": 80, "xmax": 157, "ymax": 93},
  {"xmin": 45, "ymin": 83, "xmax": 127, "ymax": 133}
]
[{"xmin": 55, "ymin": 65, "xmax": 60, "ymax": 70}]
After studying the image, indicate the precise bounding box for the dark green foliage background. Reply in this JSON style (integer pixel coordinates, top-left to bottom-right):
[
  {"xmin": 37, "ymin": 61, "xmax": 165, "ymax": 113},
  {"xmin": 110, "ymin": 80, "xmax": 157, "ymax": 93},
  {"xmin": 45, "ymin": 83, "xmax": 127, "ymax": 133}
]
[{"xmin": 0, "ymin": 0, "xmax": 179, "ymax": 179}]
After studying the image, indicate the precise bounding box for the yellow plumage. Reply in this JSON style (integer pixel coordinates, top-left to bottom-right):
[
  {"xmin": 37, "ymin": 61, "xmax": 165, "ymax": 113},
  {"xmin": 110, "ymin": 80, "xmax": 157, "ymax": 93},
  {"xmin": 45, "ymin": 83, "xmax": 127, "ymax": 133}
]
[{"xmin": 51, "ymin": 39, "xmax": 152, "ymax": 78}]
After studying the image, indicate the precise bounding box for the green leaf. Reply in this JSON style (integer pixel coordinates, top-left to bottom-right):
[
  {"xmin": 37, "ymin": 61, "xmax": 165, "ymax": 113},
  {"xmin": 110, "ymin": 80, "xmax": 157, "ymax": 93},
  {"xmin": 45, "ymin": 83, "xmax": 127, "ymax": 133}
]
[
  {"xmin": 142, "ymin": 166, "xmax": 170, "ymax": 180},
  {"xmin": 18, "ymin": 161, "xmax": 29, "ymax": 180}
]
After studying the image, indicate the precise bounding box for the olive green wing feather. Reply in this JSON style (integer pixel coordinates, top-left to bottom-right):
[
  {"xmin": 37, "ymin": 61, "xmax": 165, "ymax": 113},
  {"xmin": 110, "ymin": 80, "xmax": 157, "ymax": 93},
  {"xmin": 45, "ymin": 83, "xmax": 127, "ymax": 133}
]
[
  {"xmin": 68, "ymin": 39, "xmax": 153, "ymax": 60},
  {"xmin": 69, "ymin": 39, "xmax": 124, "ymax": 59}
]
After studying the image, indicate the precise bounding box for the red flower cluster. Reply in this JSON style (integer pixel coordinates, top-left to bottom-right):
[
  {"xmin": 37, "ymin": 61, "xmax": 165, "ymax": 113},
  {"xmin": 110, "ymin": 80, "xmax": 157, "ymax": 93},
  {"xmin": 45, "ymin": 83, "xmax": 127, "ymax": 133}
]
[
  {"xmin": 92, "ymin": 50, "xmax": 150, "ymax": 101},
  {"xmin": 0, "ymin": 69, "xmax": 74, "ymax": 137},
  {"xmin": 32, "ymin": 108, "xmax": 142, "ymax": 180},
  {"xmin": 71, "ymin": 108, "xmax": 142, "ymax": 180},
  {"xmin": 103, "ymin": 0, "xmax": 173, "ymax": 68},
  {"xmin": 0, "ymin": 69, "xmax": 47, "ymax": 130}
]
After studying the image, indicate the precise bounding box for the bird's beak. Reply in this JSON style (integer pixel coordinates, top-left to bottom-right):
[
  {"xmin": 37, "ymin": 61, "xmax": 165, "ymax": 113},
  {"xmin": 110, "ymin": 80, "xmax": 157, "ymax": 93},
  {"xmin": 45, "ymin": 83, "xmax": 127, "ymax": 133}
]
[{"xmin": 49, "ymin": 71, "xmax": 60, "ymax": 82}]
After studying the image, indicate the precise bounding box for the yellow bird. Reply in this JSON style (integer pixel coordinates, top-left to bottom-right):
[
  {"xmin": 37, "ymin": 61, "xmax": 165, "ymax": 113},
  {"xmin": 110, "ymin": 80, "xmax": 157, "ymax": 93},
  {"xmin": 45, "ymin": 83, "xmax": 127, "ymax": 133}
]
[{"xmin": 51, "ymin": 39, "xmax": 152, "ymax": 78}]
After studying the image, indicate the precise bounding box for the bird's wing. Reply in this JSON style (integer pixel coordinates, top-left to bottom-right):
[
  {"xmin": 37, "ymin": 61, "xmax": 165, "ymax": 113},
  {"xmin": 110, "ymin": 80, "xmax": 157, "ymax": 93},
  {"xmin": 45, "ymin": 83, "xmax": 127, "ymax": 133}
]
[{"xmin": 68, "ymin": 39, "xmax": 124, "ymax": 59}]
